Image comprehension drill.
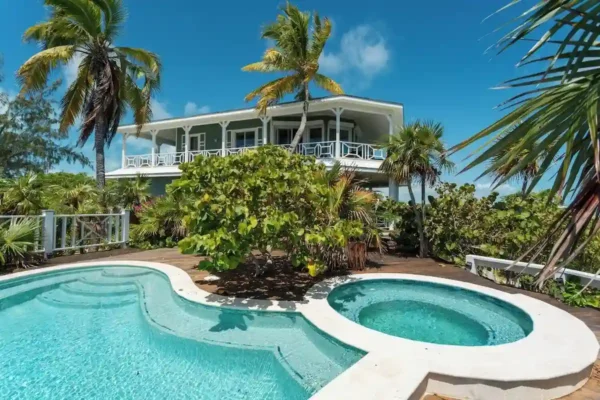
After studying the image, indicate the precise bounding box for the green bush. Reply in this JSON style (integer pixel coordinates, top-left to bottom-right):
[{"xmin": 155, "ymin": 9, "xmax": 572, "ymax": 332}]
[
  {"xmin": 171, "ymin": 146, "xmax": 363, "ymax": 274},
  {"xmin": 0, "ymin": 219, "xmax": 38, "ymax": 268},
  {"xmin": 129, "ymin": 196, "xmax": 185, "ymax": 249}
]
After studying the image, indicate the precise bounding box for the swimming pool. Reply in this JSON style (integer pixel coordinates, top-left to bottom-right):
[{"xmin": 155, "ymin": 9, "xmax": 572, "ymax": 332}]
[
  {"xmin": 327, "ymin": 279, "xmax": 533, "ymax": 346},
  {"xmin": 0, "ymin": 266, "xmax": 363, "ymax": 399}
]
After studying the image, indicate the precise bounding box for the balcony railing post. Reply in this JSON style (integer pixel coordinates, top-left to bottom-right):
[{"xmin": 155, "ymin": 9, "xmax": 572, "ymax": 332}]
[
  {"xmin": 120, "ymin": 209, "xmax": 130, "ymax": 248},
  {"xmin": 332, "ymin": 108, "xmax": 344, "ymax": 158},
  {"xmin": 219, "ymin": 121, "xmax": 229, "ymax": 157},
  {"xmin": 41, "ymin": 210, "xmax": 55, "ymax": 257}
]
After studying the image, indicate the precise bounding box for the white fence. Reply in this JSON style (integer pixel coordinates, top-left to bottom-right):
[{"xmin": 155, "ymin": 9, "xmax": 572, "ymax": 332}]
[
  {"xmin": 0, "ymin": 210, "xmax": 130, "ymax": 257},
  {"xmin": 466, "ymin": 254, "xmax": 600, "ymax": 289}
]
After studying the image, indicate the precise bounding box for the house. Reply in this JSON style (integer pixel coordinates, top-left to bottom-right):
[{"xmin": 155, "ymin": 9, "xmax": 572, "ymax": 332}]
[{"xmin": 107, "ymin": 95, "xmax": 404, "ymax": 199}]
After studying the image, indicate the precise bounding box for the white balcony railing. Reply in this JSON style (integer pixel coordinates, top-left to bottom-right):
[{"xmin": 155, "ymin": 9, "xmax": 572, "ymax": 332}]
[
  {"xmin": 341, "ymin": 142, "xmax": 386, "ymax": 160},
  {"xmin": 122, "ymin": 141, "xmax": 386, "ymax": 169}
]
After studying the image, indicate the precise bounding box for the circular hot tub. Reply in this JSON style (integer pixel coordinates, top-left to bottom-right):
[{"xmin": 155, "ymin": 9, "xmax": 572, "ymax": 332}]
[{"xmin": 327, "ymin": 279, "xmax": 533, "ymax": 346}]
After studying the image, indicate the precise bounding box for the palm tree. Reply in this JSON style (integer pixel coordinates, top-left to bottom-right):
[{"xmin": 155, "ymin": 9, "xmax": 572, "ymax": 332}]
[
  {"xmin": 451, "ymin": 1, "xmax": 600, "ymax": 285},
  {"xmin": 491, "ymin": 134, "xmax": 541, "ymax": 197},
  {"xmin": 0, "ymin": 173, "xmax": 45, "ymax": 215},
  {"xmin": 242, "ymin": 2, "xmax": 343, "ymax": 149},
  {"xmin": 113, "ymin": 175, "xmax": 150, "ymax": 209},
  {"xmin": 50, "ymin": 182, "xmax": 99, "ymax": 212},
  {"xmin": 17, "ymin": 0, "xmax": 161, "ymax": 188},
  {"xmin": 380, "ymin": 121, "xmax": 454, "ymax": 257}
]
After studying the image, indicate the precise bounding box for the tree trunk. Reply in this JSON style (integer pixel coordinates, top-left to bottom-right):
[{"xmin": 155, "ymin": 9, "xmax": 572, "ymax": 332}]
[
  {"xmin": 289, "ymin": 83, "xmax": 309, "ymax": 151},
  {"xmin": 420, "ymin": 173, "xmax": 428, "ymax": 256},
  {"xmin": 407, "ymin": 182, "xmax": 426, "ymax": 257},
  {"xmin": 95, "ymin": 121, "xmax": 106, "ymax": 189},
  {"xmin": 521, "ymin": 177, "xmax": 528, "ymax": 197}
]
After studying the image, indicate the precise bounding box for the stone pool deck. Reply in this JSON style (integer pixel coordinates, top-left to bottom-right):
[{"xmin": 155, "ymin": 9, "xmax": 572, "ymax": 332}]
[{"xmin": 44, "ymin": 248, "xmax": 600, "ymax": 399}]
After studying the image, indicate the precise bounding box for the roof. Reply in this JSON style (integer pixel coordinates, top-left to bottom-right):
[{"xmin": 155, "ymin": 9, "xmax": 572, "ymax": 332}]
[{"xmin": 118, "ymin": 95, "xmax": 404, "ymax": 134}]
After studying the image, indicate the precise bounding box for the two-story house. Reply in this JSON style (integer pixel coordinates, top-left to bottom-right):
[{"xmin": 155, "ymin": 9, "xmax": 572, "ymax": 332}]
[{"xmin": 107, "ymin": 95, "xmax": 403, "ymax": 199}]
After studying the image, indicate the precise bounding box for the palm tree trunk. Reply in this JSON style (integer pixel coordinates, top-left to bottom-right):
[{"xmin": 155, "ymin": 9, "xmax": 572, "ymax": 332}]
[
  {"xmin": 289, "ymin": 83, "xmax": 309, "ymax": 151},
  {"xmin": 420, "ymin": 173, "xmax": 428, "ymax": 256},
  {"xmin": 95, "ymin": 121, "xmax": 107, "ymax": 189},
  {"xmin": 407, "ymin": 182, "xmax": 426, "ymax": 257},
  {"xmin": 521, "ymin": 177, "xmax": 528, "ymax": 197}
]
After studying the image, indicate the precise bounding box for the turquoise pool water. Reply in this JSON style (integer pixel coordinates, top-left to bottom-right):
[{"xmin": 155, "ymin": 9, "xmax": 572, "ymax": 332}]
[
  {"xmin": 0, "ymin": 267, "xmax": 363, "ymax": 399},
  {"xmin": 328, "ymin": 279, "xmax": 533, "ymax": 346}
]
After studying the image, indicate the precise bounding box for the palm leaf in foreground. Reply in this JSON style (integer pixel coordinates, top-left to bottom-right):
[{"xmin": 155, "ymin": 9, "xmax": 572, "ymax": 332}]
[{"xmin": 451, "ymin": 0, "xmax": 600, "ymax": 285}]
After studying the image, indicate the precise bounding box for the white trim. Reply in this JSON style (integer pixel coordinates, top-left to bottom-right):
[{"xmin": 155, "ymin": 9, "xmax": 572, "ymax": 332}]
[
  {"xmin": 1, "ymin": 262, "xmax": 596, "ymax": 400},
  {"xmin": 226, "ymin": 127, "xmax": 260, "ymax": 148}
]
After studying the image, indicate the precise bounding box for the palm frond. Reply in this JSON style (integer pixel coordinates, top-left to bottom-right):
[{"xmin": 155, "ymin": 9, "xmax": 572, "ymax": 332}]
[{"xmin": 17, "ymin": 46, "xmax": 75, "ymax": 93}]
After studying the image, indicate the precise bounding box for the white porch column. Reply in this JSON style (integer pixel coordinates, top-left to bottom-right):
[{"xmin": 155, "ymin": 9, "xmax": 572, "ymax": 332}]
[
  {"xmin": 333, "ymin": 107, "xmax": 344, "ymax": 158},
  {"xmin": 121, "ymin": 133, "xmax": 128, "ymax": 168},
  {"xmin": 389, "ymin": 178, "xmax": 399, "ymax": 201},
  {"xmin": 150, "ymin": 129, "xmax": 158, "ymax": 166},
  {"xmin": 219, "ymin": 121, "xmax": 229, "ymax": 156},
  {"xmin": 260, "ymin": 116, "xmax": 271, "ymax": 146},
  {"xmin": 386, "ymin": 114, "xmax": 399, "ymax": 201},
  {"xmin": 182, "ymin": 125, "xmax": 192, "ymax": 162}
]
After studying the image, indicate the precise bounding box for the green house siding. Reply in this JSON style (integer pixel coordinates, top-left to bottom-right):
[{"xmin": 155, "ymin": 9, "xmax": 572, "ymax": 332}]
[
  {"xmin": 149, "ymin": 177, "xmax": 175, "ymax": 196},
  {"xmin": 175, "ymin": 119, "xmax": 267, "ymax": 151}
]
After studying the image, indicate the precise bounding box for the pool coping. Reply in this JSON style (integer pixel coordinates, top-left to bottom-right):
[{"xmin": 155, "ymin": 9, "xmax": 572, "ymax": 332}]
[{"xmin": 1, "ymin": 261, "xmax": 598, "ymax": 400}]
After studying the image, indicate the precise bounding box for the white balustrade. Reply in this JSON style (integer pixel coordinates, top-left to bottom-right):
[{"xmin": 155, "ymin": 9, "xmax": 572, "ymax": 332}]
[
  {"xmin": 0, "ymin": 211, "xmax": 130, "ymax": 257},
  {"xmin": 123, "ymin": 141, "xmax": 385, "ymax": 168},
  {"xmin": 188, "ymin": 149, "xmax": 222, "ymax": 162},
  {"xmin": 340, "ymin": 142, "xmax": 386, "ymax": 160}
]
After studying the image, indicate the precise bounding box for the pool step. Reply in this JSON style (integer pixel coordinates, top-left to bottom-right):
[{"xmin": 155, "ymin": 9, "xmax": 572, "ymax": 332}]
[
  {"xmin": 61, "ymin": 281, "xmax": 137, "ymax": 297},
  {"xmin": 101, "ymin": 268, "xmax": 153, "ymax": 278},
  {"xmin": 37, "ymin": 289, "xmax": 137, "ymax": 310},
  {"xmin": 79, "ymin": 276, "xmax": 141, "ymax": 287}
]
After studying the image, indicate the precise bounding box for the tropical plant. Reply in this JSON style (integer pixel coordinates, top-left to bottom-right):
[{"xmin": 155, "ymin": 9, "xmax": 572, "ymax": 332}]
[
  {"xmin": 380, "ymin": 120, "xmax": 454, "ymax": 257},
  {"xmin": 242, "ymin": 2, "xmax": 343, "ymax": 149},
  {"xmin": 318, "ymin": 163, "xmax": 382, "ymax": 258},
  {"xmin": 111, "ymin": 175, "xmax": 150, "ymax": 210},
  {"xmin": 451, "ymin": 0, "xmax": 600, "ymax": 285},
  {"xmin": 130, "ymin": 196, "xmax": 185, "ymax": 249},
  {"xmin": 0, "ymin": 219, "xmax": 37, "ymax": 267},
  {"xmin": 49, "ymin": 182, "xmax": 99, "ymax": 212},
  {"xmin": 18, "ymin": 0, "xmax": 161, "ymax": 188},
  {"xmin": 0, "ymin": 80, "xmax": 89, "ymax": 178},
  {"xmin": 0, "ymin": 173, "xmax": 45, "ymax": 215},
  {"xmin": 172, "ymin": 146, "xmax": 361, "ymax": 275}
]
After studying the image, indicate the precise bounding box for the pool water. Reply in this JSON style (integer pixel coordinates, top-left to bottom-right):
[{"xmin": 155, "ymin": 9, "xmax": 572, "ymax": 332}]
[
  {"xmin": 0, "ymin": 267, "xmax": 363, "ymax": 399},
  {"xmin": 328, "ymin": 279, "xmax": 533, "ymax": 346}
]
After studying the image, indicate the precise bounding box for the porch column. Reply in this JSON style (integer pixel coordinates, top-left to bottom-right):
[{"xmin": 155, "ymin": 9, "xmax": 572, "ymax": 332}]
[
  {"xmin": 386, "ymin": 114, "xmax": 399, "ymax": 201},
  {"xmin": 121, "ymin": 133, "xmax": 128, "ymax": 168},
  {"xmin": 260, "ymin": 116, "xmax": 271, "ymax": 146},
  {"xmin": 182, "ymin": 125, "xmax": 192, "ymax": 162},
  {"xmin": 333, "ymin": 107, "xmax": 344, "ymax": 158},
  {"xmin": 389, "ymin": 178, "xmax": 399, "ymax": 201},
  {"xmin": 150, "ymin": 129, "xmax": 158, "ymax": 166},
  {"xmin": 219, "ymin": 121, "xmax": 230, "ymax": 156}
]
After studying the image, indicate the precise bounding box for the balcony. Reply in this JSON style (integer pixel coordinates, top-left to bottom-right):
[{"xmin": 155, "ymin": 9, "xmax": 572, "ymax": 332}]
[{"xmin": 122, "ymin": 141, "xmax": 387, "ymax": 169}]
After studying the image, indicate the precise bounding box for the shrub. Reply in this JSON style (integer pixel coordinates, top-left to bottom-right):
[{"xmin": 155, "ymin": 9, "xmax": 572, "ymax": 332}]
[
  {"xmin": 0, "ymin": 219, "xmax": 38, "ymax": 268},
  {"xmin": 172, "ymin": 146, "xmax": 362, "ymax": 275},
  {"xmin": 129, "ymin": 196, "xmax": 185, "ymax": 249}
]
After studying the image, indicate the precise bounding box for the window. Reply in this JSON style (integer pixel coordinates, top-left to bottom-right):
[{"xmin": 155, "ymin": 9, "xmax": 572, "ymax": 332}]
[
  {"xmin": 234, "ymin": 130, "xmax": 256, "ymax": 148},
  {"xmin": 185, "ymin": 133, "xmax": 205, "ymax": 152},
  {"xmin": 277, "ymin": 128, "xmax": 293, "ymax": 145},
  {"xmin": 308, "ymin": 127, "xmax": 323, "ymax": 143},
  {"xmin": 328, "ymin": 128, "xmax": 351, "ymax": 142}
]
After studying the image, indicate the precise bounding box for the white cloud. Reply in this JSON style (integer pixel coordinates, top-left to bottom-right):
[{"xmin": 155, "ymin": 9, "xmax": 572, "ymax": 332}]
[
  {"xmin": 62, "ymin": 53, "xmax": 84, "ymax": 86},
  {"xmin": 319, "ymin": 25, "xmax": 390, "ymax": 87},
  {"xmin": 184, "ymin": 101, "xmax": 210, "ymax": 116},
  {"xmin": 475, "ymin": 182, "xmax": 518, "ymax": 197},
  {"xmin": 150, "ymin": 98, "xmax": 172, "ymax": 120}
]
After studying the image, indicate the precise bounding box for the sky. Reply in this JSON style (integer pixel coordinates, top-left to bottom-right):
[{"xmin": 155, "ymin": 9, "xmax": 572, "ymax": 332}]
[{"xmin": 0, "ymin": 0, "xmax": 538, "ymax": 201}]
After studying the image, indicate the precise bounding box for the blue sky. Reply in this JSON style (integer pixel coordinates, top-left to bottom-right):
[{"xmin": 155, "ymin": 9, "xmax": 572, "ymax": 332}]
[{"xmin": 0, "ymin": 0, "xmax": 536, "ymax": 200}]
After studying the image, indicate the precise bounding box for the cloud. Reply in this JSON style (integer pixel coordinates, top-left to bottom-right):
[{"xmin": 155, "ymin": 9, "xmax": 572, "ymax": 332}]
[
  {"xmin": 184, "ymin": 101, "xmax": 210, "ymax": 116},
  {"xmin": 475, "ymin": 182, "xmax": 518, "ymax": 197},
  {"xmin": 319, "ymin": 25, "xmax": 390, "ymax": 88},
  {"xmin": 63, "ymin": 53, "xmax": 84, "ymax": 86},
  {"xmin": 150, "ymin": 98, "xmax": 172, "ymax": 120}
]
